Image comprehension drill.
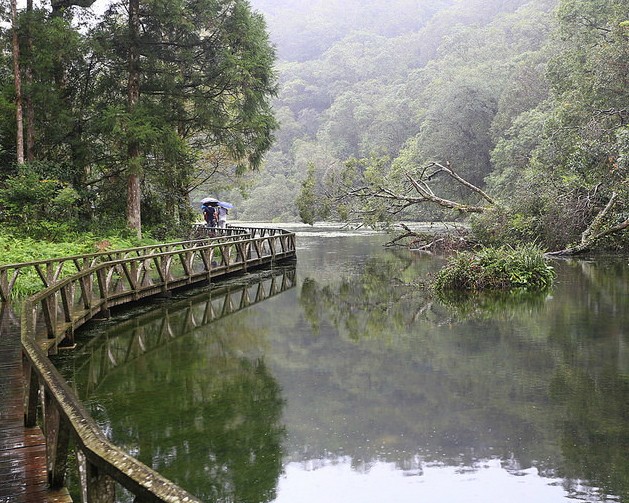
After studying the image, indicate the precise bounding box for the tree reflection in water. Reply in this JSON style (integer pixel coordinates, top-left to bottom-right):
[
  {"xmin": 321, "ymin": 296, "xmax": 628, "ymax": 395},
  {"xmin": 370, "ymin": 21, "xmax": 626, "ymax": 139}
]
[
  {"xmin": 56, "ymin": 269, "xmax": 292, "ymax": 503},
  {"xmin": 55, "ymin": 241, "xmax": 629, "ymax": 503},
  {"xmin": 295, "ymin": 251, "xmax": 629, "ymax": 501}
]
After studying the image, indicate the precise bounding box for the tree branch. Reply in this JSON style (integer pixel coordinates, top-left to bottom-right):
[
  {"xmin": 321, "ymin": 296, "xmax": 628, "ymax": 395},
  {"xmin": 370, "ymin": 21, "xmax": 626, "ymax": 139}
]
[
  {"xmin": 425, "ymin": 161, "xmax": 495, "ymax": 205},
  {"xmin": 405, "ymin": 172, "xmax": 489, "ymax": 213},
  {"xmin": 547, "ymin": 192, "xmax": 628, "ymax": 255}
]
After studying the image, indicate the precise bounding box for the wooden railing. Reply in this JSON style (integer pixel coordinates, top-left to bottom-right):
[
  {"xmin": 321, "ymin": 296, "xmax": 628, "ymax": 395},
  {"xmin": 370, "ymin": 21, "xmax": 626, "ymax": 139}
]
[
  {"xmin": 193, "ymin": 224, "xmax": 293, "ymax": 239},
  {"xmin": 1, "ymin": 227, "xmax": 250, "ymax": 302},
  {"xmin": 19, "ymin": 227, "xmax": 296, "ymax": 503}
]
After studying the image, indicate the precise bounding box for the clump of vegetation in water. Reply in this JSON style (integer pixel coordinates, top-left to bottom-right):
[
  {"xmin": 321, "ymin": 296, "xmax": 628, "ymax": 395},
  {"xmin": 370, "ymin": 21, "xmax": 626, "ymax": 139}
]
[{"xmin": 432, "ymin": 244, "xmax": 554, "ymax": 293}]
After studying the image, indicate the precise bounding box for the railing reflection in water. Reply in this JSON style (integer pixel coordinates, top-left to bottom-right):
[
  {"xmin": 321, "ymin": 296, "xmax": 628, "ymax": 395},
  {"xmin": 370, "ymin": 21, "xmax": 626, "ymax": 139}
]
[
  {"xmin": 72, "ymin": 265, "xmax": 296, "ymax": 399},
  {"xmin": 19, "ymin": 227, "xmax": 295, "ymax": 503}
]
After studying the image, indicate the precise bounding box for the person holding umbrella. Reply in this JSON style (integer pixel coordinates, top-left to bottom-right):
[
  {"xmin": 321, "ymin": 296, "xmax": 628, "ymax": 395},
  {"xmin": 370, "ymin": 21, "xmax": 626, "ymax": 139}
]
[
  {"xmin": 201, "ymin": 197, "xmax": 218, "ymax": 228},
  {"xmin": 217, "ymin": 201, "xmax": 234, "ymax": 229}
]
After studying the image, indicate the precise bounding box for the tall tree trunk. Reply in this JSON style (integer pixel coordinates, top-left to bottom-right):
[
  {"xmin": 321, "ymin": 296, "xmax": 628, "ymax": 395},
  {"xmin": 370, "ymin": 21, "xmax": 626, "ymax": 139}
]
[
  {"xmin": 25, "ymin": 0, "xmax": 34, "ymax": 162},
  {"xmin": 11, "ymin": 0, "xmax": 24, "ymax": 165},
  {"xmin": 127, "ymin": 0, "xmax": 142, "ymax": 238}
]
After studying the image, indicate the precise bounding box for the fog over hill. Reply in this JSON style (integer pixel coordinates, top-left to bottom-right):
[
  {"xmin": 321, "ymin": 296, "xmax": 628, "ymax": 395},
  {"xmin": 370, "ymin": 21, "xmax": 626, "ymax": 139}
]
[{"xmin": 233, "ymin": 0, "xmax": 558, "ymax": 222}]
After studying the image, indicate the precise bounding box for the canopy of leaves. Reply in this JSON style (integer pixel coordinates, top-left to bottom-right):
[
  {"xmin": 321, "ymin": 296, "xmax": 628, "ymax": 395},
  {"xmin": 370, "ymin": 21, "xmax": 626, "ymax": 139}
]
[{"xmin": 0, "ymin": 0, "xmax": 278, "ymax": 239}]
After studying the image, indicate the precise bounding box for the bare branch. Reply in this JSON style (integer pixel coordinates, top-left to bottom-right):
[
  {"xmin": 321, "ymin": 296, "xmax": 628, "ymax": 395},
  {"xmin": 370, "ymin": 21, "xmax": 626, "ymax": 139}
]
[
  {"xmin": 405, "ymin": 173, "xmax": 489, "ymax": 213},
  {"xmin": 424, "ymin": 161, "xmax": 495, "ymax": 205},
  {"xmin": 548, "ymin": 192, "xmax": 629, "ymax": 256},
  {"xmin": 385, "ymin": 223, "xmax": 420, "ymax": 247}
]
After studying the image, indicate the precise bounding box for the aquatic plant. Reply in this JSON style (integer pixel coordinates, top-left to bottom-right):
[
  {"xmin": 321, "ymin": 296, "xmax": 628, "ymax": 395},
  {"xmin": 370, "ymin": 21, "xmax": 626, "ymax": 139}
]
[{"xmin": 432, "ymin": 243, "xmax": 554, "ymax": 292}]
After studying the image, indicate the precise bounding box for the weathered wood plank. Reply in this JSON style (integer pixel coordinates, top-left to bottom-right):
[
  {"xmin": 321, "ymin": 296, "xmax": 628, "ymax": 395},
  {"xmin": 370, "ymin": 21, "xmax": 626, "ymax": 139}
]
[{"xmin": 0, "ymin": 319, "xmax": 72, "ymax": 503}]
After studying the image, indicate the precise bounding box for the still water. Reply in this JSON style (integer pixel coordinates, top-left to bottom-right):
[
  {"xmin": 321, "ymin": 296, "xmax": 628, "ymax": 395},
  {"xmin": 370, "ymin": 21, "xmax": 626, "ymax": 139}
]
[{"xmin": 55, "ymin": 224, "xmax": 629, "ymax": 503}]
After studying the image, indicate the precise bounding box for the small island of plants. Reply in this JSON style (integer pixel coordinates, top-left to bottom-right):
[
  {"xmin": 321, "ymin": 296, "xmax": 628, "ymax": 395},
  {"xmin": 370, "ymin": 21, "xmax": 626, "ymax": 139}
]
[{"xmin": 432, "ymin": 244, "xmax": 554, "ymax": 293}]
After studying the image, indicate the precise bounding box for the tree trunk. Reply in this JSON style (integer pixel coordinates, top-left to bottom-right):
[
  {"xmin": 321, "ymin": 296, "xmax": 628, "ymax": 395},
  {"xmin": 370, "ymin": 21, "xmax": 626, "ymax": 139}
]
[
  {"xmin": 127, "ymin": 173, "xmax": 141, "ymax": 236},
  {"xmin": 11, "ymin": 0, "xmax": 24, "ymax": 165},
  {"xmin": 25, "ymin": 0, "xmax": 34, "ymax": 162},
  {"xmin": 127, "ymin": 0, "xmax": 142, "ymax": 238},
  {"xmin": 547, "ymin": 192, "xmax": 628, "ymax": 256}
]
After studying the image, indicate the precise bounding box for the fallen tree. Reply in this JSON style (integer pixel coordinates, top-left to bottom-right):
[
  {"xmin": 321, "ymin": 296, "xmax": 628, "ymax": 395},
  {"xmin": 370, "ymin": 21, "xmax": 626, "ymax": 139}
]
[
  {"xmin": 320, "ymin": 158, "xmax": 629, "ymax": 256},
  {"xmin": 339, "ymin": 161, "xmax": 495, "ymax": 216},
  {"xmin": 322, "ymin": 160, "xmax": 495, "ymax": 251},
  {"xmin": 546, "ymin": 191, "xmax": 629, "ymax": 256}
]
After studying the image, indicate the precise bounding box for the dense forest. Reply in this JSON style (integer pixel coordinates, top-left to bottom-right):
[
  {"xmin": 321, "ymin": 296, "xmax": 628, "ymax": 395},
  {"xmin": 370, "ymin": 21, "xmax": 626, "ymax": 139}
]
[
  {"xmin": 0, "ymin": 0, "xmax": 277, "ymax": 239},
  {"xmin": 235, "ymin": 0, "xmax": 629, "ymax": 254},
  {"xmin": 2, "ymin": 0, "xmax": 629, "ymax": 253}
]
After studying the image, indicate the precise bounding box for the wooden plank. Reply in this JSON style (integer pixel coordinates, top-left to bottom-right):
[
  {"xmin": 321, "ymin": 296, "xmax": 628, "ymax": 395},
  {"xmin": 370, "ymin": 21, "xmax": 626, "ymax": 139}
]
[{"xmin": 0, "ymin": 323, "xmax": 72, "ymax": 503}]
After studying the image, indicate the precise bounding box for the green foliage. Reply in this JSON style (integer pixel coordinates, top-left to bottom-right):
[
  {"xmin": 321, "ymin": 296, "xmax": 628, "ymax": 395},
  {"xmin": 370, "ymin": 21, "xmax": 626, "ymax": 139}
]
[
  {"xmin": 433, "ymin": 244, "xmax": 554, "ymax": 293},
  {"xmin": 0, "ymin": 230, "xmax": 159, "ymax": 298},
  {"xmin": 0, "ymin": 166, "xmax": 80, "ymax": 240},
  {"xmin": 480, "ymin": 0, "xmax": 629, "ymax": 251},
  {"xmin": 237, "ymin": 173, "xmax": 300, "ymax": 222},
  {"xmin": 1, "ymin": 0, "xmax": 278, "ymax": 237},
  {"xmin": 239, "ymin": 0, "xmax": 560, "ymax": 223},
  {"xmin": 296, "ymin": 163, "xmax": 318, "ymax": 225}
]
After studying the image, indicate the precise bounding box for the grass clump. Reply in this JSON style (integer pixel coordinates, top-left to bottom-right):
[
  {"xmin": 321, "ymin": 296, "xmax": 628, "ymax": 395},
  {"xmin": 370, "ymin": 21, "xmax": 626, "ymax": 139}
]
[{"xmin": 432, "ymin": 243, "xmax": 554, "ymax": 293}]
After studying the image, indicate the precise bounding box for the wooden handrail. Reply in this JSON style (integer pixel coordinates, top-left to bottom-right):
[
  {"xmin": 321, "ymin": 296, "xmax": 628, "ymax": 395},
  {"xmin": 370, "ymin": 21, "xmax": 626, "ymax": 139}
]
[
  {"xmin": 0, "ymin": 228, "xmax": 251, "ymax": 302},
  {"xmin": 19, "ymin": 227, "xmax": 296, "ymax": 503}
]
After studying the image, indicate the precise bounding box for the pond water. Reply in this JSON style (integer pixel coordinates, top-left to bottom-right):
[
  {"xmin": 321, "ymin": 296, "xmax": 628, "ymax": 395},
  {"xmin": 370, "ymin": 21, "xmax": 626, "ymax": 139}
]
[{"xmin": 54, "ymin": 224, "xmax": 629, "ymax": 503}]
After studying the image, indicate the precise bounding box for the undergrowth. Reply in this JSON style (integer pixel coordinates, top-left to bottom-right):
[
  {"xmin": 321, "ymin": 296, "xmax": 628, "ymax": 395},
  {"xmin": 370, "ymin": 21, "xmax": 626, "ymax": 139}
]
[
  {"xmin": 432, "ymin": 243, "xmax": 554, "ymax": 293},
  {"xmin": 0, "ymin": 232, "xmax": 159, "ymax": 299}
]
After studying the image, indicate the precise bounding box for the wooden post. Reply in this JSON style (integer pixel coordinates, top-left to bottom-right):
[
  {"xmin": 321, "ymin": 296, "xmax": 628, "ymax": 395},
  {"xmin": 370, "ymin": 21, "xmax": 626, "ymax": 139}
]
[
  {"xmin": 23, "ymin": 355, "xmax": 39, "ymax": 427},
  {"xmin": 0, "ymin": 269, "xmax": 9, "ymax": 302},
  {"xmin": 60, "ymin": 284, "xmax": 74, "ymax": 346},
  {"xmin": 42, "ymin": 296, "xmax": 55, "ymax": 340},
  {"xmin": 44, "ymin": 389, "xmax": 70, "ymax": 489},
  {"xmin": 76, "ymin": 449, "xmax": 116, "ymax": 503}
]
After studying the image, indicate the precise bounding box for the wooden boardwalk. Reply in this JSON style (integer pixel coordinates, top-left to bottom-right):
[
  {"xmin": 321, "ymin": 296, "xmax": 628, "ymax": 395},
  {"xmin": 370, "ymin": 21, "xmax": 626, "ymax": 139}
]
[
  {"xmin": 1, "ymin": 227, "xmax": 296, "ymax": 502},
  {"xmin": 0, "ymin": 305, "xmax": 72, "ymax": 503}
]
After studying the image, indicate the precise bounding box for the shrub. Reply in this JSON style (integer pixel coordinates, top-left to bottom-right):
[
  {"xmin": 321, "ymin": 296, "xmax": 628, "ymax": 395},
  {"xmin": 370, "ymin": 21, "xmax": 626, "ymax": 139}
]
[
  {"xmin": 432, "ymin": 243, "xmax": 554, "ymax": 293},
  {"xmin": 0, "ymin": 169, "xmax": 81, "ymax": 240}
]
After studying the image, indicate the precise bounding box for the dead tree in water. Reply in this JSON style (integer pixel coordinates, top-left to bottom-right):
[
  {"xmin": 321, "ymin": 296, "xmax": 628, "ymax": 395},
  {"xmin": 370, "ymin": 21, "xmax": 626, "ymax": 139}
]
[
  {"xmin": 339, "ymin": 161, "xmax": 494, "ymax": 251},
  {"xmin": 338, "ymin": 159, "xmax": 629, "ymax": 255},
  {"xmin": 343, "ymin": 161, "xmax": 495, "ymax": 216},
  {"xmin": 385, "ymin": 223, "xmax": 475, "ymax": 253},
  {"xmin": 547, "ymin": 191, "xmax": 629, "ymax": 256},
  {"xmin": 404, "ymin": 161, "xmax": 495, "ymax": 213}
]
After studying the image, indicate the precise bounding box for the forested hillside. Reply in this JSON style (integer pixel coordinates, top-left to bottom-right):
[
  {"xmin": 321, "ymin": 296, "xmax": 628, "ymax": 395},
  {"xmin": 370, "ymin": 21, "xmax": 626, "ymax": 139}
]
[
  {"xmin": 3, "ymin": 0, "xmax": 629, "ymax": 253},
  {"xmin": 237, "ymin": 0, "xmax": 629, "ymax": 254},
  {"xmin": 235, "ymin": 0, "xmax": 558, "ymax": 221}
]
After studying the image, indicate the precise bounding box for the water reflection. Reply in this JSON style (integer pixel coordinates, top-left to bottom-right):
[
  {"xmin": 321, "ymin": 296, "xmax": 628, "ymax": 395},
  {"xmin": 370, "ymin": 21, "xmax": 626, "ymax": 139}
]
[
  {"xmin": 55, "ymin": 230, "xmax": 629, "ymax": 503},
  {"xmin": 275, "ymin": 458, "xmax": 589, "ymax": 503},
  {"xmin": 281, "ymin": 240, "xmax": 629, "ymax": 502},
  {"xmin": 57, "ymin": 266, "xmax": 295, "ymax": 503}
]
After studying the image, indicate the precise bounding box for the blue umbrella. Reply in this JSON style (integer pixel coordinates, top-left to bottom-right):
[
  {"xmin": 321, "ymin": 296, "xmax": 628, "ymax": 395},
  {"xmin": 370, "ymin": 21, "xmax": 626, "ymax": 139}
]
[{"xmin": 218, "ymin": 201, "xmax": 234, "ymax": 209}]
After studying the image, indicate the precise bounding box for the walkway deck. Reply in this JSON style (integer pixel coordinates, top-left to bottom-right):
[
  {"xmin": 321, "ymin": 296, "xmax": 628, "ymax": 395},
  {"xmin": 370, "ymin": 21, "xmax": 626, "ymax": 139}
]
[
  {"xmin": 1, "ymin": 227, "xmax": 296, "ymax": 502},
  {"xmin": 1, "ymin": 305, "xmax": 72, "ymax": 503}
]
